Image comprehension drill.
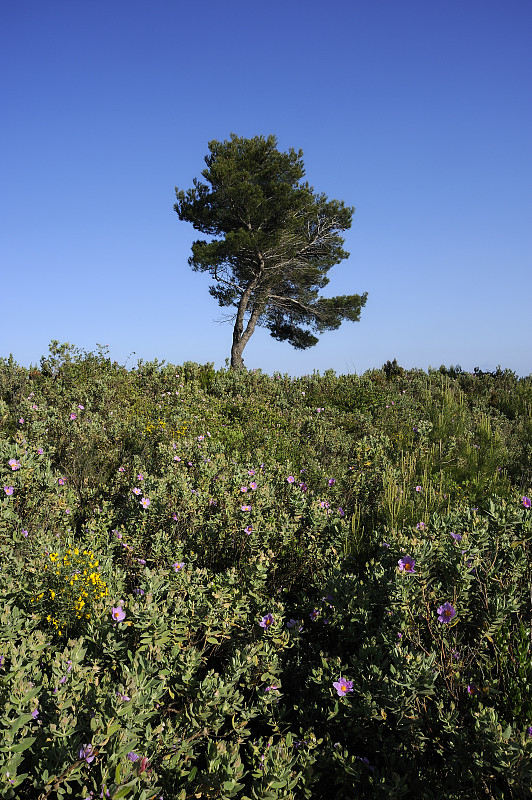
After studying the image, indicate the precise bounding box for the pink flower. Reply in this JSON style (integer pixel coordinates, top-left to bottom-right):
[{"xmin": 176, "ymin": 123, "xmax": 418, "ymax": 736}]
[
  {"xmin": 333, "ymin": 677, "xmax": 353, "ymax": 696},
  {"xmin": 19, "ymin": 418, "xmax": 24, "ymax": 424},
  {"xmin": 140, "ymin": 497, "xmax": 151, "ymax": 508},
  {"xmin": 4, "ymin": 486, "xmax": 14, "ymax": 496},
  {"xmin": 241, "ymin": 504, "xmax": 251, "ymax": 511},
  {"xmin": 8, "ymin": 459, "xmax": 21, "ymax": 471},
  {"xmin": 249, "ymin": 482, "xmax": 257, "ymax": 490},
  {"xmin": 287, "ymin": 475, "xmax": 295, "ymax": 483},
  {"xmin": 398, "ymin": 555, "xmax": 416, "ymax": 574},
  {"xmin": 111, "ymin": 606, "xmax": 126, "ymax": 622},
  {"xmin": 173, "ymin": 562, "xmax": 184, "ymax": 571},
  {"xmin": 69, "ymin": 413, "xmax": 77, "ymax": 421}
]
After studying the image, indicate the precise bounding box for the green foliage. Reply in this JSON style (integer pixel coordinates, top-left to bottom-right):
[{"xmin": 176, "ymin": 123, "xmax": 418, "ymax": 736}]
[{"xmin": 0, "ymin": 345, "xmax": 531, "ymax": 798}]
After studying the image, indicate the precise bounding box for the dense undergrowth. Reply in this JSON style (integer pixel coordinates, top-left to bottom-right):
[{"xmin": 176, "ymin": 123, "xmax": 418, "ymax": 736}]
[{"xmin": 0, "ymin": 342, "xmax": 531, "ymax": 799}]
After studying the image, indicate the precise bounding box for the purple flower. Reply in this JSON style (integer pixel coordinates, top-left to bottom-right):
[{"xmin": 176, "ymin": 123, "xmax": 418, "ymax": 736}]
[
  {"xmin": 309, "ymin": 609, "xmax": 319, "ymax": 621},
  {"xmin": 527, "ymin": 726, "xmax": 532, "ymax": 737},
  {"xmin": 287, "ymin": 619, "xmax": 298, "ymax": 629},
  {"xmin": 437, "ymin": 602, "xmax": 456, "ymax": 624},
  {"xmin": 173, "ymin": 562, "xmax": 184, "ymax": 572},
  {"xmin": 132, "ymin": 487, "xmax": 141, "ymax": 495},
  {"xmin": 140, "ymin": 497, "xmax": 151, "ymax": 508},
  {"xmin": 127, "ymin": 752, "xmax": 140, "ymax": 762},
  {"xmin": 248, "ymin": 469, "xmax": 255, "ymax": 476},
  {"xmin": 111, "ymin": 606, "xmax": 126, "ymax": 622},
  {"xmin": 116, "ymin": 692, "xmax": 131, "ymax": 701},
  {"xmin": 264, "ymin": 685, "xmax": 278, "ymax": 692},
  {"xmin": 260, "ymin": 613, "xmax": 274, "ymax": 629},
  {"xmin": 299, "ymin": 482, "xmax": 308, "ymax": 492},
  {"xmin": 450, "ymin": 532, "xmax": 462, "ymax": 541},
  {"xmin": 240, "ymin": 486, "xmax": 248, "ymax": 493},
  {"xmin": 328, "ymin": 478, "xmax": 335, "ymax": 486},
  {"xmin": 8, "ymin": 459, "xmax": 21, "ymax": 471},
  {"xmin": 70, "ymin": 413, "xmax": 77, "ymax": 421},
  {"xmin": 415, "ymin": 485, "xmax": 422, "ymax": 492},
  {"xmin": 398, "ymin": 555, "xmax": 416, "ymax": 574},
  {"xmin": 79, "ymin": 743, "xmax": 95, "ymax": 764},
  {"xmin": 137, "ymin": 473, "xmax": 144, "ymax": 481},
  {"xmin": 249, "ymin": 482, "xmax": 257, "ymax": 490},
  {"xmin": 241, "ymin": 504, "xmax": 251, "ymax": 511},
  {"xmin": 137, "ymin": 559, "xmax": 146, "ymax": 565},
  {"xmin": 333, "ymin": 677, "xmax": 354, "ymax": 696},
  {"xmin": 31, "ymin": 708, "xmax": 39, "ymax": 719},
  {"xmin": 37, "ymin": 448, "xmax": 43, "ymax": 455},
  {"xmin": 78, "ymin": 404, "xmax": 84, "ymax": 410},
  {"xmin": 118, "ymin": 466, "xmax": 125, "ymax": 472},
  {"xmin": 287, "ymin": 476, "xmax": 295, "ymax": 484},
  {"xmin": 338, "ymin": 507, "xmax": 345, "ymax": 517},
  {"xmin": 467, "ymin": 683, "xmax": 478, "ymax": 695},
  {"xmin": 58, "ymin": 477, "xmax": 66, "ymax": 486},
  {"xmin": 416, "ymin": 521, "xmax": 426, "ymax": 531},
  {"xmin": 244, "ymin": 525, "xmax": 253, "ymax": 535},
  {"xmin": 359, "ymin": 756, "xmax": 375, "ymax": 773},
  {"xmin": 4, "ymin": 486, "xmax": 14, "ymax": 496},
  {"xmin": 19, "ymin": 418, "xmax": 24, "ymax": 424},
  {"xmin": 22, "ymin": 529, "xmax": 28, "ymax": 537},
  {"xmin": 319, "ymin": 500, "xmax": 330, "ymax": 509},
  {"xmin": 523, "ymin": 497, "xmax": 531, "ymax": 509}
]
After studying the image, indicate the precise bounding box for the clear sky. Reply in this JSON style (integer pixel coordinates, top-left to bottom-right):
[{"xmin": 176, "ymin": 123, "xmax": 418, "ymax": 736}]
[{"xmin": 2, "ymin": 0, "xmax": 531, "ymax": 376}]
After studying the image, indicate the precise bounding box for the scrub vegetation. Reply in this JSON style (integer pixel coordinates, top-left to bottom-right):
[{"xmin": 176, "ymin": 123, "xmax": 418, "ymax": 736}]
[{"xmin": 1, "ymin": 341, "xmax": 531, "ymax": 799}]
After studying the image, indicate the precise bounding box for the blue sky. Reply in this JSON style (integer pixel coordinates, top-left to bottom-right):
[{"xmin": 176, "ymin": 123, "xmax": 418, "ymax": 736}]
[{"xmin": 2, "ymin": 0, "xmax": 531, "ymax": 376}]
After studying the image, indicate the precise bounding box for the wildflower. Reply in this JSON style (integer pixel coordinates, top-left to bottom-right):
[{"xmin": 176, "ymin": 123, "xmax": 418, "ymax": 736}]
[
  {"xmin": 79, "ymin": 743, "xmax": 95, "ymax": 764},
  {"xmin": 78, "ymin": 404, "xmax": 84, "ymax": 410},
  {"xmin": 127, "ymin": 752, "xmax": 140, "ymax": 762},
  {"xmin": 338, "ymin": 507, "xmax": 345, "ymax": 517},
  {"xmin": 450, "ymin": 532, "xmax": 462, "ymax": 541},
  {"xmin": 452, "ymin": 649, "xmax": 461, "ymax": 660},
  {"xmin": 58, "ymin": 477, "xmax": 66, "ymax": 485},
  {"xmin": 264, "ymin": 685, "xmax": 278, "ymax": 692},
  {"xmin": 22, "ymin": 529, "xmax": 28, "ymax": 537},
  {"xmin": 319, "ymin": 501, "xmax": 330, "ymax": 509},
  {"xmin": 527, "ymin": 726, "xmax": 532, "ymax": 737},
  {"xmin": 398, "ymin": 555, "xmax": 416, "ymax": 574},
  {"xmin": 137, "ymin": 473, "xmax": 144, "ymax": 481},
  {"xmin": 31, "ymin": 708, "xmax": 39, "ymax": 719},
  {"xmin": 174, "ymin": 456, "xmax": 181, "ymax": 461},
  {"xmin": 260, "ymin": 613, "xmax": 274, "ymax": 629},
  {"xmin": 173, "ymin": 513, "xmax": 178, "ymax": 520},
  {"xmin": 248, "ymin": 469, "xmax": 255, "ymax": 476},
  {"xmin": 19, "ymin": 418, "xmax": 24, "ymax": 424},
  {"xmin": 4, "ymin": 486, "xmax": 14, "ymax": 496},
  {"xmin": 523, "ymin": 497, "xmax": 531, "ymax": 509},
  {"xmin": 415, "ymin": 485, "xmax": 422, "ymax": 492},
  {"xmin": 328, "ymin": 478, "xmax": 335, "ymax": 486},
  {"xmin": 117, "ymin": 692, "xmax": 131, "ymax": 701},
  {"xmin": 287, "ymin": 619, "xmax": 298, "ymax": 629},
  {"xmin": 310, "ymin": 608, "xmax": 319, "ymax": 621},
  {"xmin": 70, "ymin": 413, "xmax": 77, "ymax": 421},
  {"xmin": 173, "ymin": 562, "xmax": 184, "ymax": 572},
  {"xmin": 240, "ymin": 486, "xmax": 248, "ymax": 493},
  {"xmin": 8, "ymin": 459, "xmax": 21, "ymax": 471},
  {"xmin": 299, "ymin": 482, "xmax": 308, "ymax": 491},
  {"xmin": 333, "ymin": 677, "xmax": 354, "ymax": 696},
  {"xmin": 437, "ymin": 602, "xmax": 456, "ymax": 624},
  {"xmin": 416, "ymin": 521, "xmax": 426, "ymax": 531},
  {"xmin": 140, "ymin": 497, "xmax": 151, "ymax": 508},
  {"xmin": 359, "ymin": 756, "xmax": 375, "ymax": 773},
  {"xmin": 241, "ymin": 504, "xmax": 251, "ymax": 511},
  {"xmin": 287, "ymin": 476, "xmax": 295, "ymax": 483},
  {"xmin": 244, "ymin": 525, "xmax": 253, "ymax": 535},
  {"xmin": 111, "ymin": 606, "xmax": 126, "ymax": 622},
  {"xmin": 118, "ymin": 467, "xmax": 125, "ymax": 472},
  {"xmin": 467, "ymin": 683, "xmax": 478, "ymax": 695},
  {"xmin": 132, "ymin": 487, "xmax": 141, "ymax": 495},
  {"xmin": 249, "ymin": 482, "xmax": 257, "ymax": 490},
  {"xmin": 137, "ymin": 558, "xmax": 146, "ymax": 565},
  {"xmin": 37, "ymin": 448, "xmax": 43, "ymax": 454}
]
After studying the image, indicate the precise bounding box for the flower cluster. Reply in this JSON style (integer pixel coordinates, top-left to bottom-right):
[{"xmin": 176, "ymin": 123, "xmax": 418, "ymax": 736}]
[{"xmin": 31, "ymin": 547, "xmax": 109, "ymax": 635}]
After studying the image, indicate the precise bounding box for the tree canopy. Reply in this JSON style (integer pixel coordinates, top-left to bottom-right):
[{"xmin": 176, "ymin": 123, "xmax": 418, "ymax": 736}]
[{"xmin": 174, "ymin": 133, "xmax": 367, "ymax": 369}]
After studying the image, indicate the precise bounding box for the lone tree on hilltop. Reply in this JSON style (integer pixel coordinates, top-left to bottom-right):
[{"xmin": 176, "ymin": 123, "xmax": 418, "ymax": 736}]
[{"xmin": 174, "ymin": 133, "xmax": 367, "ymax": 369}]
